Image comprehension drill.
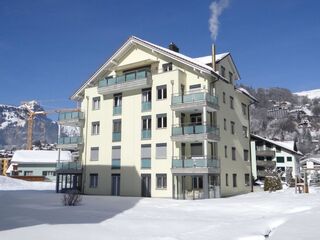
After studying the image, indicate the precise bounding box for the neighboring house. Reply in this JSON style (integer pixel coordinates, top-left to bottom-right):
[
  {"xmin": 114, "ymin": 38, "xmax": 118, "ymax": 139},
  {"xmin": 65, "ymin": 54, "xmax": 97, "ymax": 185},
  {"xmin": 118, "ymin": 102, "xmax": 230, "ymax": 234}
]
[
  {"xmin": 251, "ymin": 134, "xmax": 303, "ymax": 181},
  {"xmin": 7, "ymin": 150, "xmax": 72, "ymax": 181},
  {"xmin": 299, "ymin": 155, "xmax": 320, "ymax": 186},
  {"xmin": 62, "ymin": 36, "xmax": 256, "ymax": 199}
]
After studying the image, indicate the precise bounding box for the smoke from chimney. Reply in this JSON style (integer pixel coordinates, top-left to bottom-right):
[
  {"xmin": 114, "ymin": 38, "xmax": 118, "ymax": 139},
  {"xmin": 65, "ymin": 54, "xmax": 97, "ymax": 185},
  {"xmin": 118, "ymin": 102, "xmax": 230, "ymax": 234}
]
[{"xmin": 209, "ymin": 0, "xmax": 230, "ymax": 41}]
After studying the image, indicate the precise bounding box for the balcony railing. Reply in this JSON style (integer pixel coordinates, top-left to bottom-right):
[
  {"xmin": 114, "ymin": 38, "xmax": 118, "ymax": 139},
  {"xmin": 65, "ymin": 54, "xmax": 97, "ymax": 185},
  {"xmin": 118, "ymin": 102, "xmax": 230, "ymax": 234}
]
[
  {"xmin": 56, "ymin": 162, "xmax": 82, "ymax": 171},
  {"xmin": 98, "ymin": 69, "xmax": 151, "ymax": 87},
  {"xmin": 57, "ymin": 136, "xmax": 83, "ymax": 145},
  {"xmin": 113, "ymin": 106, "xmax": 122, "ymax": 115},
  {"xmin": 171, "ymin": 91, "xmax": 219, "ymax": 110},
  {"xmin": 58, "ymin": 111, "xmax": 84, "ymax": 122},
  {"xmin": 172, "ymin": 156, "xmax": 220, "ymax": 168},
  {"xmin": 141, "ymin": 101, "xmax": 151, "ymax": 112},
  {"xmin": 112, "ymin": 159, "xmax": 121, "ymax": 169},
  {"xmin": 112, "ymin": 132, "xmax": 121, "ymax": 142},
  {"xmin": 141, "ymin": 158, "xmax": 151, "ymax": 169},
  {"xmin": 141, "ymin": 130, "xmax": 151, "ymax": 140},
  {"xmin": 172, "ymin": 123, "xmax": 220, "ymax": 137}
]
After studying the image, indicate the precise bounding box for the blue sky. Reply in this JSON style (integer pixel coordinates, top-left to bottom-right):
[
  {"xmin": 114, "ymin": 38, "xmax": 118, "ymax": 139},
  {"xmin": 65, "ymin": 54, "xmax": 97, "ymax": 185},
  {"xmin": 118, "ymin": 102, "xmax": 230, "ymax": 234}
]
[{"xmin": 0, "ymin": 0, "xmax": 319, "ymax": 108}]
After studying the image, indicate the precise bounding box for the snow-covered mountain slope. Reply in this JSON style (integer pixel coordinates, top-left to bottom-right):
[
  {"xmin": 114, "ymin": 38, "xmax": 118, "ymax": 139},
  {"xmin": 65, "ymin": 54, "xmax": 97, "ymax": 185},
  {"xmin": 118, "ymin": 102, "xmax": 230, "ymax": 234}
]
[
  {"xmin": 0, "ymin": 101, "xmax": 58, "ymax": 147},
  {"xmin": 295, "ymin": 89, "xmax": 320, "ymax": 99}
]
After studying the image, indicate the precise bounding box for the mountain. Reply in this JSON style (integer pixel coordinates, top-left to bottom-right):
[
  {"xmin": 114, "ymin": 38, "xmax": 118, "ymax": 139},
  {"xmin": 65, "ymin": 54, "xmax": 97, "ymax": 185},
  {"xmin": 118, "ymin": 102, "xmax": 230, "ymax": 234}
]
[
  {"xmin": 0, "ymin": 101, "xmax": 79, "ymax": 149},
  {"xmin": 294, "ymin": 89, "xmax": 320, "ymax": 100}
]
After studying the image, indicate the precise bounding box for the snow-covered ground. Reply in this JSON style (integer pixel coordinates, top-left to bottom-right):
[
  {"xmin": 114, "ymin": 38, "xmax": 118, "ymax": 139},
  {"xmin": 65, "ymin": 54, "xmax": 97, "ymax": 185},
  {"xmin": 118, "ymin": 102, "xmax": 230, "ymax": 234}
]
[{"xmin": 0, "ymin": 176, "xmax": 319, "ymax": 240}]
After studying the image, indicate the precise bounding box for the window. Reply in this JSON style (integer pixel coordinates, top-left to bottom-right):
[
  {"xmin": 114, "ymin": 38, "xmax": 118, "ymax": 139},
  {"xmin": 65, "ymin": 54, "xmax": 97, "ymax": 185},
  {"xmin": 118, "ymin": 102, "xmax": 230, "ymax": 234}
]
[
  {"xmin": 232, "ymin": 147, "xmax": 236, "ymax": 160},
  {"xmin": 242, "ymin": 103, "xmax": 247, "ymax": 116},
  {"xmin": 221, "ymin": 66, "xmax": 226, "ymax": 77},
  {"xmin": 243, "ymin": 126, "xmax": 248, "ymax": 138},
  {"xmin": 157, "ymin": 85, "xmax": 167, "ymax": 100},
  {"xmin": 229, "ymin": 71, "xmax": 233, "ymax": 84},
  {"xmin": 91, "ymin": 121, "xmax": 100, "ymax": 135},
  {"xmin": 233, "ymin": 174, "xmax": 237, "ymax": 187},
  {"xmin": 287, "ymin": 156, "xmax": 292, "ymax": 162},
  {"xmin": 24, "ymin": 171, "xmax": 33, "ymax": 176},
  {"xmin": 114, "ymin": 94, "xmax": 122, "ymax": 107},
  {"xmin": 224, "ymin": 118, "xmax": 227, "ymax": 131},
  {"xmin": 141, "ymin": 144, "xmax": 151, "ymax": 169},
  {"xmin": 223, "ymin": 92, "xmax": 226, "ymax": 103},
  {"xmin": 90, "ymin": 147, "xmax": 99, "ymax": 161},
  {"xmin": 156, "ymin": 143, "xmax": 167, "ymax": 159},
  {"xmin": 92, "ymin": 97, "xmax": 100, "ymax": 110},
  {"xmin": 157, "ymin": 114, "xmax": 167, "ymax": 128},
  {"xmin": 245, "ymin": 174, "xmax": 250, "ymax": 186},
  {"xmin": 224, "ymin": 145, "xmax": 228, "ymax": 158},
  {"xmin": 112, "ymin": 146, "xmax": 121, "ymax": 169},
  {"xmin": 226, "ymin": 173, "xmax": 229, "ymax": 186},
  {"xmin": 276, "ymin": 157, "xmax": 285, "ymax": 163},
  {"xmin": 43, "ymin": 171, "xmax": 55, "ymax": 176},
  {"xmin": 231, "ymin": 121, "xmax": 235, "ymax": 135},
  {"xmin": 193, "ymin": 176, "xmax": 203, "ymax": 189},
  {"xmin": 244, "ymin": 150, "xmax": 249, "ymax": 161},
  {"xmin": 142, "ymin": 88, "xmax": 152, "ymax": 102},
  {"xmin": 230, "ymin": 96, "xmax": 234, "ymax": 109},
  {"xmin": 113, "ymin": 120, "xmax": 121, "ymax": 141},
  {"xmin": 156, "ymin": 174, "xmax": 167, "ymax": 189},
  {"xmin": 162, "ymin": 62, "xmax": 172, "ymax": 72},
  {"xmin": 89, "ymin": 173, "xmax": 98, "ymax": 188},
  {"xmin": 189, "ymin": 84, "xmax": 201, "ymax": 91},
  {"xmin": 142, "ymin": 116, "xmax": 151, "ymax": 130}
]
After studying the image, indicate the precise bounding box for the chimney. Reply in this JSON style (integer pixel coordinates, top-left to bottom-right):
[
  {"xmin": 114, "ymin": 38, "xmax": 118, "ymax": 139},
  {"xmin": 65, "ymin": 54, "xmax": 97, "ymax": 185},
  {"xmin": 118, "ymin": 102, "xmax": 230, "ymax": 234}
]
[
  {"xmin": 168, "ymin": 42, "xmax": 179, "ymax": 53},
  {"xmin": 211, "ymin": 44, "xmax": 216, "ymax": 71}
]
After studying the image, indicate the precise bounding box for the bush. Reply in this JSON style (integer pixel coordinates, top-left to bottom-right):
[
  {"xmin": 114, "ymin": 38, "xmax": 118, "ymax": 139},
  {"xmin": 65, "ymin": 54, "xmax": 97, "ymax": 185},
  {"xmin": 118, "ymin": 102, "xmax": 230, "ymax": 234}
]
[
  {"xmin": 62, "ymin": 190, "xmax": 82, "ymax": 206},
  {"xmin": 264, "ymin": 176, "xmax": 282, "ymax": 192}
]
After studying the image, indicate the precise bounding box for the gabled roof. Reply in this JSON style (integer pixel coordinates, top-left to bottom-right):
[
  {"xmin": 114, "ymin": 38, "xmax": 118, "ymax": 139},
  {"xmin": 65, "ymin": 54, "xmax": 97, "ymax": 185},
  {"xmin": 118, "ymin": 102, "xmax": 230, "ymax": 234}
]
[
  {"xmin": 71, "ymin": 36, "xmax": 241, "ymax": 100},
  {"xmin": 11, "ymin": 150, "xmax": 72, "ymax": 164},
  {"xmin": 251, "ymin": 134, "xmax": 303, "ymax": 156},
  {"xmin": 236, "ymin": 87, "xmax": 258, "ymax": 103},
  {"xmin": 193, "ymin": 53, "xmax": 230, "ymax": 64}
]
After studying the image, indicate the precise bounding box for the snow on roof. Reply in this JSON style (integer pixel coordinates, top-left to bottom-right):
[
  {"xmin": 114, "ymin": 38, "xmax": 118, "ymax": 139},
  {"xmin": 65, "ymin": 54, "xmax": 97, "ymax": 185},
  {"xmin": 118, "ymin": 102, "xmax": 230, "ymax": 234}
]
[
  {"xmin": 11, "ymin": 150, "xmax": 72, "ymax": 164},
  {"xmin": 193, "ymin": 53, "xmax": 229, "ymax": 65},
  {"xmin": 251, "ymin": 134, "xmax": 303, "ymax": 155},
  {"xmin": 236, "ymin": 87, "xmax": 258, "ymax": 102}
]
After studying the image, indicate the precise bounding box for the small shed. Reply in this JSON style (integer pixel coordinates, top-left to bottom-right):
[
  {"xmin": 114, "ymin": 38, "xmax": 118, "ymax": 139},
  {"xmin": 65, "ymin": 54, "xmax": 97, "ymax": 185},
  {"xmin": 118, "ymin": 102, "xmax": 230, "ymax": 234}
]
[{"xmin": 8, "ymin": 150, "xmax": 72, "ymax": 181}]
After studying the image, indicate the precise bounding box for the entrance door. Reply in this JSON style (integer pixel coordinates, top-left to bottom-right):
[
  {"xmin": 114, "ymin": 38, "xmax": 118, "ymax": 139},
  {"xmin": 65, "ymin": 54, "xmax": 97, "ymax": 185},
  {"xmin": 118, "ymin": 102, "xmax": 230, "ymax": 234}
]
[
  {"xmin": 141, "ymin": 174, "xmax": 151, "ymax": 197},
  {"xmin": 112, "ymin": 174, "xmax": 120, "ymax": 196}
]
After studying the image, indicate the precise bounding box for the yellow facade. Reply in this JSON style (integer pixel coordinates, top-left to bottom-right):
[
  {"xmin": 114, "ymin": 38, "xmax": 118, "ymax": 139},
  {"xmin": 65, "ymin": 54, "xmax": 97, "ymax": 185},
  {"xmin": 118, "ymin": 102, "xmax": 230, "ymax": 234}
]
[{"xmin": 72, "ymin": 36, "xmax": 254, "ymax": 198}]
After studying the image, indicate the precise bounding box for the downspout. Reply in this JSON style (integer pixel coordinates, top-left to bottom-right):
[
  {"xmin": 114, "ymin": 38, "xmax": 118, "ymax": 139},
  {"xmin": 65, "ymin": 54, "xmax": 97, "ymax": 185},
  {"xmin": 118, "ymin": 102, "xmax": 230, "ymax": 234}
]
[
  {"xmin": 248, "ymin": 101, "xmax": 255, "ymax": 192},
  {"xmin": 82, "ymin": 96, "xmax": 90, "ymax": 194},
  {"xmin": 170, "ymin": 80, "xmax": 174, "ymax": 199}
]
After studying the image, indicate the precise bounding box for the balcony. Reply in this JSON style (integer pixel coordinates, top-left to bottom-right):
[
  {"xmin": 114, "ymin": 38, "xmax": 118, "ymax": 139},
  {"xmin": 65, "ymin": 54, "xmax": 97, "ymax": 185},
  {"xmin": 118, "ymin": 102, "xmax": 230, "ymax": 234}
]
[
  {"xmin": 141, "ymin": 158, "xmax": 151, "ymax": 169},
  {"xmin": 141, "ymin": 130, "xmax": 151, "ymax": 140},
  {"xmin": 98, "ymin": 69, "xmax": 151, "ymax": 95},
  {"xmin": 171, "ymin": 91, "xmax": 219, "ymax": 112},
  {"xmin": 171, "ymin": 156, "xmax": 220, "ymax": 174},
  {"xmin": 58, "ymin": 111, "xmax": 84, "ymax": 126},
  {"xmin": 171, "ymin": 123, "xmax": 220, "ymax": 142},
  {"xmin": 141, "ymin": 101, "xmax": 151, "ymax": 112},
  {"xmin": 113, "ymin": 106, "xmax": 122, "ymax": 116},
  {"xmin": 256, "ymin": 160, "xmax": 276, "ymax": 168},
  {"xmin": 56, "ymin": 162, "xmax": 82, "ymax": 174},
  {"xmin": 256, "ymin": 149, "xmax": 275, "ymax": 158},
  {"xmin": 57, "ymin": 136, "xmax": 83, "ymax": 149},
  {"xmin": 112, "ymin": 132, "xmax": 121, "ymax": 142}
]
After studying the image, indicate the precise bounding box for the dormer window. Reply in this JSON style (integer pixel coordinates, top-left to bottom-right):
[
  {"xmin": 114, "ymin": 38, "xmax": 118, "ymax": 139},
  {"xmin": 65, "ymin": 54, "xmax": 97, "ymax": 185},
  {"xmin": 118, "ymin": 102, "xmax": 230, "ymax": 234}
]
[
  {"xmin": 162, "ymin": 62, "xmax": 173, "ymax": 72},
  {"xmin": 229, "ymin": 72, "xmax": 233, "ymax": 84},
  {"xmin": 221, "ymin": 66, "xmax": 226, "ymax": 78}
]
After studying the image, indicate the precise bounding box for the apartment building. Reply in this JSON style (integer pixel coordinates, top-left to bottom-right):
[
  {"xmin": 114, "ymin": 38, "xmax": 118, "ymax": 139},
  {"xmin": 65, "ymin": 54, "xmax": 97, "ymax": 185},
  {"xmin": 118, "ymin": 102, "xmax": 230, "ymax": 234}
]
[
  {"xmin": 250, "ymin": 134, "xmax": 303, "ymax": 181},
  {"xmin": 66, "ymin": 36, "xmax": 256, "ymax": 199}
]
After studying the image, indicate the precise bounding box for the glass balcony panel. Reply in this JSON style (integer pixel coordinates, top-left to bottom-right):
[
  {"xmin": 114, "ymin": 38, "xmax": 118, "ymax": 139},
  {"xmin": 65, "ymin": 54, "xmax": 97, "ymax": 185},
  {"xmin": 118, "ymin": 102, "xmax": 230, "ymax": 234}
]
[
  {"xmin": 141, "ymin": 130, "xmax": 151, "ymax": 140},
  {"xmin": 172, "ymin": 127, "xmax": 183, "ymax": 136},
  {"xmin": 113, "ymin": 106, "xmax": 122, "ymax": 115},
  {"xmin": 112, "ymin": 132, "xmax": 121, "ymax": 142},
  {"xmin": 112, "ymin": 159, "xmax": 121, "ymax": 169},
  {"xmin": 56, "ymin": 162, "xmax": 81, "ymax": 170},
  {"xmin": 141, "ymin": 102, "xmax": 151, "ymax": 112},
  {"xmin": 125, "ymin": 72, "xmax": 136, "ymax": 81},
  {"xmin": 141, "ymin": 158, "xmax": 151, "ymax": 169}
]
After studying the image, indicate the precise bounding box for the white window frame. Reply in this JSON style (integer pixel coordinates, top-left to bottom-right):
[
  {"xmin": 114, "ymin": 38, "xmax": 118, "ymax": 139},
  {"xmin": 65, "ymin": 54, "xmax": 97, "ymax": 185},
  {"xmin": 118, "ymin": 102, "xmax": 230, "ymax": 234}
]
[
  {"xmin": 92, "ymin": 121, "xmax": 100, "ymax": 135},
  {"xmin": 92, "ymin": 97, "xmax": 100, "ymax": 110}
]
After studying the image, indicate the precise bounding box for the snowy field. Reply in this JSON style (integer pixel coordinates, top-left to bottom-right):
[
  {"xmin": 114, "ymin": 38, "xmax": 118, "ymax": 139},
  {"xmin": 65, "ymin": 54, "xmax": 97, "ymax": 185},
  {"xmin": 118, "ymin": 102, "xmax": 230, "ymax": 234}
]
[{"xmin": 0, "ymin": 176, "xmax": 319, "ymax": 240}]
